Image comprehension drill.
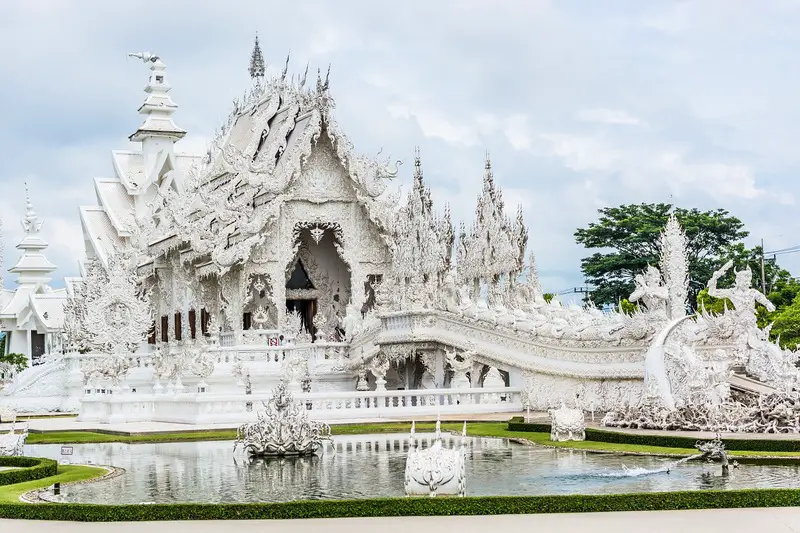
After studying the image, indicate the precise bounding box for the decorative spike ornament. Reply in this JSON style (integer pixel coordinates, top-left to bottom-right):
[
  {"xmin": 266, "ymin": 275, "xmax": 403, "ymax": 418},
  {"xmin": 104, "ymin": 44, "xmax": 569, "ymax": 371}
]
[{"xmin": 248, "ymin": 33, "xmax": 266, "ymax": 80}]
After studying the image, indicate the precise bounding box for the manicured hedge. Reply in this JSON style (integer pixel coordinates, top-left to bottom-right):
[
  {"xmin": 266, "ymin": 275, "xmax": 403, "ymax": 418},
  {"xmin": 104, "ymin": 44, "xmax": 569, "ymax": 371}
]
[
  {"xmin": 0, "ymin": 457, "xmax": 58, "ymax": 486},
  {"xmin": 1, "ymin": 489, "xmax": 800, "ymax": 521},
  {"xmin": 507, "ymin": 420, "xmax": 551, "ymax": 433},
  {"xmin": 507, "ymin": 419, "xmax": 800, "ymax": 453}
]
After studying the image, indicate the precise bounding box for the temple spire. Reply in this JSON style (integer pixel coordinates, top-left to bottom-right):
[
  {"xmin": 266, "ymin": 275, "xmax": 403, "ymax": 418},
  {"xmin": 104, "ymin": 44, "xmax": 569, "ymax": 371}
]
[
  {"xmin": 21, "ymin": 183, "xmax": 43, "ymax": 235},
  {"xmin": 413, "ymin": 146, "xmax": 423, "ymax": 190},
  {"xmin": 127, "ymin": 52, "xmax": 186, "ymax": 144},
  {"xmin": 249, "ymin": 34, "xmax": 266, "ymax": 81},
  {"xmin": 9, "ymin": 185, "xmax": 56, "ymax": 287}
]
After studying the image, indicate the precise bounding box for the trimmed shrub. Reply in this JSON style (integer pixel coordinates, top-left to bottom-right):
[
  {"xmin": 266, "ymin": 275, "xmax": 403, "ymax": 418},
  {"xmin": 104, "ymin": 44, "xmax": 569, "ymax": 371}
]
[
  {"xmin": 0, "ymin": 457, "xmax": 58, "ymax": 486},
  {"xmin": 507, "ymin": 420, "xmax": 800, "ymax": 453},
  {"xmin": 0, "ymin": 489, "xmax": 800, "ymax": 521}
]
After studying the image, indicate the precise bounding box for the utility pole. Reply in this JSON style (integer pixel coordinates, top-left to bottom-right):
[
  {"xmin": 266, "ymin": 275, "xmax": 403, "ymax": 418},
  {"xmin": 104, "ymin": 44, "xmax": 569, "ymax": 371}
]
[{"xmin": 760, "ymin": 238, "xmax": 767, "ymax": 294}]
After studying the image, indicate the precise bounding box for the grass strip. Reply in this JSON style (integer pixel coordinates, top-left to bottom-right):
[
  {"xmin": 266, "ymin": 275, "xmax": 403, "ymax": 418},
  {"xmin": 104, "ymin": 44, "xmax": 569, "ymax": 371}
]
[{"xmin": 0, "ymin": 465, "xmax": 105, "ymax": 504}]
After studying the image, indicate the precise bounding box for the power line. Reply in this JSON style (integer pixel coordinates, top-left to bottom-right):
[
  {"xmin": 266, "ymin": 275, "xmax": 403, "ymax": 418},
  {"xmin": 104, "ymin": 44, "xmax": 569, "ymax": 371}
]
[
  {"xmin": 764, "ymin": 245, "xmax": 800, "ymax": 256},
  {"xmin": 555, "ymin": 286, "xmax": 594, "ymax": 296}
]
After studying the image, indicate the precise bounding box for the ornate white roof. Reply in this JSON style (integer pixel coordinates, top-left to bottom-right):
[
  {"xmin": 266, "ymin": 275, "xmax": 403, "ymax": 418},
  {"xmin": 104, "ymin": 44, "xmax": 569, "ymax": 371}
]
[
  {"xmin": 133, "ymin": 53, "xmax": 402, "ymax": 275},
  {"xmin": 79, "ymin": 206, "xmax": 123, "ymax": 266},
  {"xmin": 28, "ymin": 291, "xmax": 67, "ymax": 331}
]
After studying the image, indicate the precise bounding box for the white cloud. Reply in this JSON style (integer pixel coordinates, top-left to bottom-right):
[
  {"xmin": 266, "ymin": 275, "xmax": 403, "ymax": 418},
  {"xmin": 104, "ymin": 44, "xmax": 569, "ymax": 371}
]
[
  {"xmin": 539, "ymin": 134, "xmax": 624, "ymax": 172},
  {"xmin": 503, "ymin": 115, "xmax": 534, "ymax": 151},
  {"xmin": 387, "ymin": 104, "xmax": 482, "ymax": 147},
  {"xmin": 2, "ymin": 0, "xmax": 800, "ymax": 290},
  {"xmin": 578, "ymin": 108, "xmax": 645, "ymax": 126}
]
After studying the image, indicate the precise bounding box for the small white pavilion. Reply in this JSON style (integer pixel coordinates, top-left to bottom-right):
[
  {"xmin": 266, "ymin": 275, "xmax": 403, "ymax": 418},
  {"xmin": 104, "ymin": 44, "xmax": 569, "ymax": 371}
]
[{"xmin": 0, "ymin": 189, "xmax": 68, "ymax": 373}]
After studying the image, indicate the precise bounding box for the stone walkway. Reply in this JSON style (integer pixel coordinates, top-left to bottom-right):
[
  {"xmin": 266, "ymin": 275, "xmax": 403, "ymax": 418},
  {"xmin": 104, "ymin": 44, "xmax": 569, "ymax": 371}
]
[
  {"xmin": 5, "ymin": 412, "xmax": 800, "ymax": 442},
  {"xmin": 1, "ymin": 412, "xmax": 521, "ymax": 435},
  {"xmin": 1, "ymin": 508, "xmax": 799, "ymax": 533}
]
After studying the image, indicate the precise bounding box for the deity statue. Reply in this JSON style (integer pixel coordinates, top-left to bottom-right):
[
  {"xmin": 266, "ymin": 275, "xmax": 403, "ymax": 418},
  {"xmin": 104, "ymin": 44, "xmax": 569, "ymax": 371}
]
[
  {"xmin": 629, "ymin": 266, "xmax": 669, "ymax": 321},
  {"xmin": 340, "ymin": 303, "xmax": 363, "ymax": 343},
  {"xmin": 440, "ymin": 272, "xmax": 461, "ymax": 313},
  {"xmin": 708, "ymin": 261, "xmax": 775, "ymax": 331}
]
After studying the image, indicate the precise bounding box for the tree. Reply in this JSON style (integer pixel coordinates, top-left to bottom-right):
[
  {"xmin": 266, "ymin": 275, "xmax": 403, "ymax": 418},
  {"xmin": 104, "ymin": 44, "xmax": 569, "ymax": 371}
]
[
  {"xmin": 575, "ymin": 203, "xmax": 750, "ymax": 308},
  {"xmin": 0, "ymin": 352, "xmax": 27, "ymax": 377},
  {"xmin": 769, "ymin": 295, "xmax": 800, "ymax": 350}
]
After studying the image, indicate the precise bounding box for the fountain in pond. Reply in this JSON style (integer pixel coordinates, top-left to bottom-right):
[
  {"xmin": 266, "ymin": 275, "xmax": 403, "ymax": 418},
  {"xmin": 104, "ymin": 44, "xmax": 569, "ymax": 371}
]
[
  {"xmin": 695, "ymin": 437, "xmax": 732, "ymax": 476},
  {"xmin": 233, "ymin": 382, "xmax": 331, "ymax": 457},
  {"xmin": 404, "ymin": 418, "xmax": 467, "ymax": 497}
]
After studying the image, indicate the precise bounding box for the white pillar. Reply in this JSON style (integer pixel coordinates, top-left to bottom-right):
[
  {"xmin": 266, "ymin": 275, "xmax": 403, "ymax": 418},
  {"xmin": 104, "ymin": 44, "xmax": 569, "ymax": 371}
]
[{"xmin": 26, "ymin": 329, "xmax": 32, "ymax": 366}]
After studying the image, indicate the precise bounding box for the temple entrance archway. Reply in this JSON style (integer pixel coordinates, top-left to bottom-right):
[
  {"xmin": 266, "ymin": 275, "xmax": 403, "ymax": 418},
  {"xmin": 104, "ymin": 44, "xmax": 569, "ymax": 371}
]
[
  {"xmin": 286, "ymin": 299, "xmax": 317, "ymax": 335},
  {"xmin": 284, "ymin": 225, "xmax": 351, "ymax": 341}
]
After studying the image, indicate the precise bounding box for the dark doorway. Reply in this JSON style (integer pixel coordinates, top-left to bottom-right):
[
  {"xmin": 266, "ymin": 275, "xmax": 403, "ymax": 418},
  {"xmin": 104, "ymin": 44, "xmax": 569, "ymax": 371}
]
[
  {"xmin": 286, "ymin": 299, "xmax": 317, "ymax": 337},
  {"xmin": 286, "ymin": 260, "xmax": 315, "ymax": 290},
  {"xmin": 31, "ymin": 331, "xmax": 46, "ymax": 366}
]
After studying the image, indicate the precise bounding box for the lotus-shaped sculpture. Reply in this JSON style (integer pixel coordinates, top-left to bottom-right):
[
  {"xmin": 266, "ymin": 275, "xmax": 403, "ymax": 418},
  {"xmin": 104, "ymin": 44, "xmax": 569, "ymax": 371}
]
[
  {"xmin": 233, "ymin": 383, "xmax": 330, "ymax": 457},
  {"xmin": 404, "ymin": 418, "xmax": 467, "ymax": 497}
]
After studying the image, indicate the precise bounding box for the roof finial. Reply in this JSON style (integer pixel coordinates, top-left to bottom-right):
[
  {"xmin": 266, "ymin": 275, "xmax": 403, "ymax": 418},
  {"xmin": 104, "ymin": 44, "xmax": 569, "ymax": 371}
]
[
  {"xmin": 322, "ymin": 64, "xmax": 331, "ymax": 91},
  {"xmin": 413, "ymin": 146, "xmax": 424, "ymax": 189},
  {"xmin": 21, "ymin": 183, "xmax": 42, "ymax": 235},
  {"xmin": 249, "ymin": 33, "xmax": 266, "ymax": 81},
  {"xmin": 281, "ymin": 50, "xmax": 290, "ymax": 82},
  {"xmin": 300, "ymin": 63, "xmax": 309, "ymax": 88},
  {"xmin": 127, "ymin": 52, "xmax": 159, "ymax": 63}
]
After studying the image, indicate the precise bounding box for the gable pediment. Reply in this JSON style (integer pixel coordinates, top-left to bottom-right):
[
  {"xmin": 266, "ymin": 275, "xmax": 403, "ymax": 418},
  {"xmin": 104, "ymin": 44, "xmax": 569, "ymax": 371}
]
[{"xmin": 291, "ymin": 133, "xmax": 356, "ymax": 203}]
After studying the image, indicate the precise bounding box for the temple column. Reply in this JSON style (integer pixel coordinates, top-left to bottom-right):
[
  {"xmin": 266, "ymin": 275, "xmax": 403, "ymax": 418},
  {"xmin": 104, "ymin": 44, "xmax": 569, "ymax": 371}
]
[
  {"xmin": 233, "ymin": 269, "xmax": 245, "ymax": 345},
  {"xmin": 26, "ymin": 330, "xmax": 32, "ymax": 365},
  {"xmin": 271, "ymin": 262, "xmax": 286, "ymax": 329},
  {"xmin": 350, "ymin": 265, "xmax": 366, "ymax": 311},
  {"xmin": 435, "ymin": 349, "xmax": 445, "ymax": 389}
]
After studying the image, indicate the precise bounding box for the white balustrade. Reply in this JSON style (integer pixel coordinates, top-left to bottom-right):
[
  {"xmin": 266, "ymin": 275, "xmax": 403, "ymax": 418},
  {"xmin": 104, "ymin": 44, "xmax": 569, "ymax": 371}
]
[{"xmin": 78, "ymin": 386, "xmax": 523, "ymax": 425}]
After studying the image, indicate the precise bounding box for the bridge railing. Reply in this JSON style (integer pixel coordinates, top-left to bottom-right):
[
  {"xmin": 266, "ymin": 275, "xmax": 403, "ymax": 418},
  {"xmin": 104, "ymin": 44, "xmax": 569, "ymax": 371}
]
[{"xmin": 78, "ymin": 386, "xmax": 523, "ymax": 425}]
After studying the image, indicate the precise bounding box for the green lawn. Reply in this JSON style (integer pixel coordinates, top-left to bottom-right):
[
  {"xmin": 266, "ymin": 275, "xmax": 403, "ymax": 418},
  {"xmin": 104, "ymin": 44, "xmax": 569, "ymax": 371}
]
[
  {"xmin": 24, "ymin": 421, "xmax": 800, "ymax": 458},
  {"xmin": 0, "ymin": 465, "xmax": 106, "ymax": 503}
]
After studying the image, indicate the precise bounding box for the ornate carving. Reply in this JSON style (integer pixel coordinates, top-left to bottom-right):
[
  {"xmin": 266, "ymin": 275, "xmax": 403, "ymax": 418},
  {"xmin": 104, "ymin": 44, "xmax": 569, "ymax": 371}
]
[
  {"xmin": 405, "ymin": 418, "xmax": 467, "ymax": 497},
  {"xmin": 233, "ymin": 383, "xmax": 330, "ymax": 456},
  {"xmin": 0, "ymin": 422, "xmax": 27, "ymax": 457},
  {"xmin": 548, "ymin": 403, "xmax": 586, "ymax": 441}
]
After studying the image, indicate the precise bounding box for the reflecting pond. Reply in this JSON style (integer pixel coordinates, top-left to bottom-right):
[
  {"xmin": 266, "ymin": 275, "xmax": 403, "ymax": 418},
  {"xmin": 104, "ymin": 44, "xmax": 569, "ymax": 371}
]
[{"xmin": 25, "ymin": 433, "xmax": 800, "ymax": 503}]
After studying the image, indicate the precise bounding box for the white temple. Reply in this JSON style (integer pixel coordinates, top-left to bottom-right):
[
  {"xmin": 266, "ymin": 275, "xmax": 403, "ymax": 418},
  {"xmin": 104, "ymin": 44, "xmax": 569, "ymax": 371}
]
[{"xmin": 1, "ymin": 39, "xmax": 798, "ymax": 429}]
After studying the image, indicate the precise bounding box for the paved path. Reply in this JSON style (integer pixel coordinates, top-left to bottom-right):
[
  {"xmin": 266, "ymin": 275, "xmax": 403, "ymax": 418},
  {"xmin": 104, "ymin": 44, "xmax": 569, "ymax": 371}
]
[
  {"xmin": 7, "ymin": 412, "xmax": 800, "ymax": 442},
  {"xmin": 1, "ymin": 412, "xmax": 521, "ymax": 435},
  {"xmin": 2, "ymin": 508, "xmax": 799, "ymax": 533}
]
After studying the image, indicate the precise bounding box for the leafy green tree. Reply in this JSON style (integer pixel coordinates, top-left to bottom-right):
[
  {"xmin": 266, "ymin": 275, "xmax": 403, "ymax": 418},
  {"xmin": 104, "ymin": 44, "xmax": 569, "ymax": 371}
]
[
  {"xmin": 618, "ymin": 298, "xmax": 639, "ymax": 315},
  {"xmin": 542, "ymin": 293, "xmax": 554, "ymax": 304},
  {"xmin": 696, "ymin": 288, "xmax": 732, "ymax": 315},
  {"xmin": 0, "ymin": 352, "xmax": 27, "ymax": 374},
  {"xmin": 769, "ymin": 295, "xmax": 800, "ymax": 350},
  {"xmin": 575, "ymin": 203, "xmax": 751, "ymax": 308}
]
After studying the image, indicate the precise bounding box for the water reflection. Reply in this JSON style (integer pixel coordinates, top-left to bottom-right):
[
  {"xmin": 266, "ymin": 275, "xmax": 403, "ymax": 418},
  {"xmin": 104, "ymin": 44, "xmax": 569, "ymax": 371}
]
[{"xmin": 24, "ymin": 434, "xmax": 800, "ymax": 504}]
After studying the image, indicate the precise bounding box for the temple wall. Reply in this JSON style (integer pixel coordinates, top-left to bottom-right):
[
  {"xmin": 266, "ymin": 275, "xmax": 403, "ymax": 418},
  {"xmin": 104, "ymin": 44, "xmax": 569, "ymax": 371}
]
[{"xmin": 523, "ymin": 371, "xmax": 643, "ymax": 412}]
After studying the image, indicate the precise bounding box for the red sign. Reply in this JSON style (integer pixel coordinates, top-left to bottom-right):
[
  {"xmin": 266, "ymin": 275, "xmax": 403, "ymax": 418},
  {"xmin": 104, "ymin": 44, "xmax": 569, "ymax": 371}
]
[{"xmin": 268, "ymin": 337, "xmax": 279, "ymax": 347}]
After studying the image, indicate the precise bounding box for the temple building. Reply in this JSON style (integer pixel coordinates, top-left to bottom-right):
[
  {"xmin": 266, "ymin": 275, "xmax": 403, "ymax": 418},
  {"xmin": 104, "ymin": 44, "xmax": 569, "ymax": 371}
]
[{"xmin": 1, "ymin": 38, "xmax": 790, "ymax": 424}]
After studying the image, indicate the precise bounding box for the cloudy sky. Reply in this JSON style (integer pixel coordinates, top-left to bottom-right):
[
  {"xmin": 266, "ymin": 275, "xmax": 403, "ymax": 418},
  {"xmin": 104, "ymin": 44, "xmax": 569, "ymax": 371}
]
[{"xmin": 2, "ymin": 0, "xmax": 800, "ymax": 295}]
